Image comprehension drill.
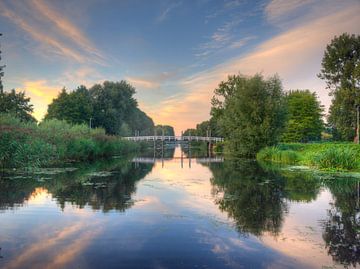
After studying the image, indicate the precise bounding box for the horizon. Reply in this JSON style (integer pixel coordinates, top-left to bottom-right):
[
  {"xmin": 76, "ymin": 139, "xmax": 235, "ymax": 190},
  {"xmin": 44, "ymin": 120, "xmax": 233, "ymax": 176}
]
[{"xmin": 0, "ymin": 0, "xmax": 359, "ymax": 134}]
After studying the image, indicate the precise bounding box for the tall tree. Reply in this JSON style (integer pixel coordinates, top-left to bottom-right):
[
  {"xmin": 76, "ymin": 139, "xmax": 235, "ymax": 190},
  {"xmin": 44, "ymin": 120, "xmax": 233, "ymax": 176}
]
[
  {"xmin": 282, "ymin": 90, "xmax": 324, "ymax": 142},
  {"xmin": 318, "ymin": 33, "xmax": 360, "ymax": 141},
  {"xmin": 90, "ymin": 81, "xmax": 138, "ymax": 135},
  {"xmin": 211, "ymin": 74, "xmax": 287, "ymax": 157}
]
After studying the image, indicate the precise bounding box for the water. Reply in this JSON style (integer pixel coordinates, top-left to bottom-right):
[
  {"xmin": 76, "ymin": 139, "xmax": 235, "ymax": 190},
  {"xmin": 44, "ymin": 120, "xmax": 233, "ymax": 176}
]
[{"xmin": 0, "ymin": 146, "xmax": 359, "ymax": 269}]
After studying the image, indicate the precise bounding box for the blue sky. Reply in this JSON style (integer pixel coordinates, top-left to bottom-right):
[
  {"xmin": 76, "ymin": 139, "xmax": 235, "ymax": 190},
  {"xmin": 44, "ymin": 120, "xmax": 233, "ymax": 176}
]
[{"xmin": 0, "ymin": 0, "xmax": 359, "ymax": 133}]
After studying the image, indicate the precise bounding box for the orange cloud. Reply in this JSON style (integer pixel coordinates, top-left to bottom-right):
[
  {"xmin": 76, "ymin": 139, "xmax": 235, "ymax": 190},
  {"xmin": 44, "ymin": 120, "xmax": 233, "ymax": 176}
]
[
  {"xmin": 31, "ymin": 0, "xmax": 105, "ymax": 64},
  {"xmin": 126, "ymin": 76, "xmax": 160, "ymax": 89},
  {"xmin": 0, "ymin": 5, "xmax": 86, "ymax": 63}
]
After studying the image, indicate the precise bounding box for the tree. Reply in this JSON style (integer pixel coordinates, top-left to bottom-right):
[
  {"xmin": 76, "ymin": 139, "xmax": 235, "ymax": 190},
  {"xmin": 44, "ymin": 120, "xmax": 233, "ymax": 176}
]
[
  {"xmin": 0, "ymin": 89, "xmax": 36, "ymax": 122},
  {"xmin": 154, "ymin": 125, "xmax": 175, "ymax": 136},
  {"xmin": 45, "ymin": 86, "xmax": 93, "ymax": 125},
  {"xmin": 282, "ymin": 90, "xmax": 324, "ymax": 142},
  {"xmin": 318, "ymin": 33, "xmax": 360, "ymax": 141},
  {"xmin": 211, "ymin": 74, "xmax": 287, "ymax": 157}
]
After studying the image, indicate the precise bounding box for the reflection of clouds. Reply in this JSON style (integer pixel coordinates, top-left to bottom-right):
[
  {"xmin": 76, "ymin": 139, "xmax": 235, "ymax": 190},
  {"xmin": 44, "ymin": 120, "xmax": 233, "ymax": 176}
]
[
  {"xmin": 260, "ymin": 190, "xmax": 334, "ymax": 268},
  {"xmin": 4, "ymin": 217, "xmax": 104, "ymax": 269}
]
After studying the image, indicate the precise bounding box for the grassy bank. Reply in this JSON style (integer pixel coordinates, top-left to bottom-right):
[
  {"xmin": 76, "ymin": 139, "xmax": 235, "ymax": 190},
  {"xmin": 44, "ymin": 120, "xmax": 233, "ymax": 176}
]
[
  {"xmin": 0, "ymin": 114, "xmax": 141, "ymax": 169},
  {"xmin": 257, "ymin": 143, "xmax": 360, "ymax": 171}
]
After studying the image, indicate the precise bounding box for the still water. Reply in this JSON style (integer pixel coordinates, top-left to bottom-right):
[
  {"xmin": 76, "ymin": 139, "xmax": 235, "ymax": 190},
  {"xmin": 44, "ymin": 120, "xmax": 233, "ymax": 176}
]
[{"xmin": 0, "ymin": 146, "xmax": 359, "ymax": 269}]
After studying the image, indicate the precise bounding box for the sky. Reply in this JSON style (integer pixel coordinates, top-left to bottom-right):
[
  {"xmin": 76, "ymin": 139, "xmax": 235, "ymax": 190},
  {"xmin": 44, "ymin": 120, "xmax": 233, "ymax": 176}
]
[{"xmin": 0, "ymin": 0, "xmax": 359, "ymax": 134}]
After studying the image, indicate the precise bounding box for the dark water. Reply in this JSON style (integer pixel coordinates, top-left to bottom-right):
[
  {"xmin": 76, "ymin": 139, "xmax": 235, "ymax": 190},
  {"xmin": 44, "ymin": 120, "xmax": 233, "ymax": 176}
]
[{"xmin": 0, "ymin": 146, "xmax": 359, "ymax": 269}]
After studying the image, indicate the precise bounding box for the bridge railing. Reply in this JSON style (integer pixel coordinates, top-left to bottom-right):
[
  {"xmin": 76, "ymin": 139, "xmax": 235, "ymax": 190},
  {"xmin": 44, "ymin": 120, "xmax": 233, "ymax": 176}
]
[{"xmin": 123, "ymin": 135, "xmax": 224, "ymax": 142}]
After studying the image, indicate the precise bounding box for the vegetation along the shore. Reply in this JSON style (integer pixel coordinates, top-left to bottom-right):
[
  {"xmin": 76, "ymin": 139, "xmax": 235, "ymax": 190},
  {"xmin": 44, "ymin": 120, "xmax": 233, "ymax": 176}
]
[
  {"xmin": 257, "ymin": 143, "xmax": 360, "ymax": 171},
  {"xmin": 0, "ymin": 113, "xmax": 141, "ymax": 169}
]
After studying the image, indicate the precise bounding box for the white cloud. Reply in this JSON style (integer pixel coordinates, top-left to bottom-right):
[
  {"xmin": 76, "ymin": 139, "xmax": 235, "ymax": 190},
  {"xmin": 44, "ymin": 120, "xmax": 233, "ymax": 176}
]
[{"xmin": 156, "ymin": 2, "xmax": 182, "ymax": 23}]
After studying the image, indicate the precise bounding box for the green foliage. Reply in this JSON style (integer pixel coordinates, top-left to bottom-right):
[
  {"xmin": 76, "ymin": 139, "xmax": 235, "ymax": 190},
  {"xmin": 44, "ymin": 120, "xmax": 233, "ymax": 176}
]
[
  {"xmin": 45, "ymin": 86, "xmax": 93, "ymax": 125},
  {"xmin": 282, "ymin": 90, "xmax": 324, "ymax": 142},
  {"xmin": 318, "ymin": 33, "xmax": 360, "ymax": 141},
  {"xmin": 0, "ymin": 114, "xmax": 140, "ymax": 169},
  {"xmin": 45, "ymin": 81, "xmax": 154, "ymax": 136},
  {"xmin": 256, "ymin": 147, "xmax": 299, "ymax": 165},
  {"xmin": 154, "ymin": 125, "xmax": 175, "ymax": 136},
  {"xmin": 211, "ymin": 73, "xmax": 287, "ymax": 157},
  {"xmin": 312, "ymin": 147, "xmax": 359, "ymax": 171},
  {"xmin": 257, "ymin": 142, "xmax": 360, "ymax": 171},
  {"xmin": 0, "ymin": 89, "xmax": 36, "ymax": 122}
]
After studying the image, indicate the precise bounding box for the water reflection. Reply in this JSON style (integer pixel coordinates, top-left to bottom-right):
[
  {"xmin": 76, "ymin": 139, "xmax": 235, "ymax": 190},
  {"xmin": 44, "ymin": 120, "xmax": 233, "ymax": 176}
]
[
  {"xmin": 0, "ymin": 146, "xmax": 359, "ymax": 268},
  {"xmin": 323, "ymin": 179, "xmax": 360, "ymax": 267},
  {"xmin": 0, "ymin": 158, "xmax": 154, "ymax": 212}
]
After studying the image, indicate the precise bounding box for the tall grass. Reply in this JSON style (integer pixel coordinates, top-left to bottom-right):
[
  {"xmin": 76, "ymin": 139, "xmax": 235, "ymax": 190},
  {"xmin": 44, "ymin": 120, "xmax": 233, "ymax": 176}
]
[
  {"xmin": 257, "ymin": 142, "xmax": 360, "ymax": 171},
  {"xmin": 311, "ymin": 147, "xmax": 358, "ymax": 171},
  {"xmin": 256, "ymin": 147, "xmax": 299, "ymax": 165},
  {"xmin": 0, "ymin": 113, "xmax": 140, "ymax": 169}
]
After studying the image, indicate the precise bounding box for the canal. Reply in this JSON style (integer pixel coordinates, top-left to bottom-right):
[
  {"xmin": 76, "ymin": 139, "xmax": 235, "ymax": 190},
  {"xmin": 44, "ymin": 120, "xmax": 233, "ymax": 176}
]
[{"xmin": 0, "ymin": 146, "xmax": 359, "ymax": 268}]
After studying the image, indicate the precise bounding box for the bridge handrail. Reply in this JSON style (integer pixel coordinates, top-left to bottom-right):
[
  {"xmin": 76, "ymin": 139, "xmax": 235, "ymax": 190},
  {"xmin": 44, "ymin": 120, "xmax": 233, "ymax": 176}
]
[{"xmin": 123, "ymin": 135, "xmax": 224, "ymax": 142}]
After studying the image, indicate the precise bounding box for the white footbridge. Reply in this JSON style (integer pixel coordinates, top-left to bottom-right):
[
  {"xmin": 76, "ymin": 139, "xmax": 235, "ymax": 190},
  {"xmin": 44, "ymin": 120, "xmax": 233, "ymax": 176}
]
[{"xmin": 124, "ymin": 136, "xmax": 224, "ymax": 143}]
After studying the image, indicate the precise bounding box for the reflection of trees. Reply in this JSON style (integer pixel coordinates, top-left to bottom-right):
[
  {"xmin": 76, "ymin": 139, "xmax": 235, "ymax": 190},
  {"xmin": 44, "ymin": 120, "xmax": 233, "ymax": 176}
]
[
  {"xmin": 281, "ymin": 170, "xmax": 321, "ymax": 203},
  {"xmin": 322, "ymin": 179, "xmax": 360, "ymax": 267},
  {"xmin": 208, "ymin": 160, "xmax": 287, "ymax": 236},
  {"xmin": 53, "ymin": 162, "xmax": 153, "ymax": 212},
  {"xmin": 0, "ymin": 158, "xmax": 154, "ymax": 213}
]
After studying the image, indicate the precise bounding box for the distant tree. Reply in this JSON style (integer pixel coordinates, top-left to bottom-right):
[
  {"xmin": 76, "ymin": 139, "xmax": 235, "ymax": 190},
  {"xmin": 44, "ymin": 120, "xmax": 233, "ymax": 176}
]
[
  {"xmin": 45, "ymin": 86, "xmax": 93, "ymax": 125},
  {"xmin": 0, "ymin": 89, "xmax": 36, "ymax": 122},
  {"xmin": 128, "ymin": 108, "xmax": 154, "ymax": 136},
  {"xmin": 211, "ymin": 74, "xmax": 287, "ymax": 157},
  {"xmin": 318, "ymin": 33, "xmax": 360, "ymax": 141},
  {"xmin": 282, "ymin": 90, "xmax": 324, "ymax": 142},
  {"xmin": 183, "ymin": 128, "xmax": 197, "ymax": 136},
  {"xmin": 154, "ymin": 125, "xmax": 174, "ymax": 136}
]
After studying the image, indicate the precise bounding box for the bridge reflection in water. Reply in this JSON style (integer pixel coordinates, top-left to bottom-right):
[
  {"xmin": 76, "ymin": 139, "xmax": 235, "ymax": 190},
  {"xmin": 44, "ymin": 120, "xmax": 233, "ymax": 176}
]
[{"xmin": 132, "ymin": 144, "xmax": 224, "ymax": 168}]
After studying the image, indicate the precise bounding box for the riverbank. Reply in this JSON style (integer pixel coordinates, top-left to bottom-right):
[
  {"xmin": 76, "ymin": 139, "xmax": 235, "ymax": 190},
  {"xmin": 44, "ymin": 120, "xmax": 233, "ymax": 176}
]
[
  {"xmin": 256, "ymin": 142, "xmax": 360, "ymax": 172},
  {"xmin": 0, "ymin": 114, "xmax": 141, "ymax": 169}
]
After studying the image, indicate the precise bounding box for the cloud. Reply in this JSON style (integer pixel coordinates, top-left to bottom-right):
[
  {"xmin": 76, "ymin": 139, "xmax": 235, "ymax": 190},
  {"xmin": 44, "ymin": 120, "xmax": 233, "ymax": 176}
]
[
  {"xmin": 0, "ymin": 1, "xmax": 104, "ymax": 64},
  {"xmin": 156, "ymin": 2, "xmax": 182, "ymax": 23},
  {"xmin": 229, "ymin": 36, "xmax": 256, "ymax": 49},
  {"xmin": 31, "ymin": 0, "xmax": 105, "ymax": 62},
  {"xmin": 0, "ymin": 5, "xmax": 86, "ymax": 63},
  {"xmin": 126, "ymin": 76, "xmax": 160, "ymax": 89},
  {"xmin": 155, "ymin": 3, "xmax": 360, "ymax": 134},
  {"xmin": 265, "ymin": 0, "xmax": 315, "ymax": 23}
]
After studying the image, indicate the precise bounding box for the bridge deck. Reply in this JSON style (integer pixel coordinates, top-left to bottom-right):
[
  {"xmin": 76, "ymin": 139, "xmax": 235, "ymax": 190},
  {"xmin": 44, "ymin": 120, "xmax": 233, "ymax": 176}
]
[{"xmin": 124, "ymin": 136, "xmax": 224, "ymax": 142}]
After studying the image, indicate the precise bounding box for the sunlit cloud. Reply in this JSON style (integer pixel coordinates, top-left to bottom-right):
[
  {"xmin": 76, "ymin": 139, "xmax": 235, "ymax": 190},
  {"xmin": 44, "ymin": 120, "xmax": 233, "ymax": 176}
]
[
  {"xmin": 126, "ymin": 76, "xmax": 160, "ymax": 90},
  {"xmin": 0, "ymin": 5, "xmax": 85, "ymax": 63},
  {"xmin": 0, "ymin": 1, "xmax": 105, "ymax": 65},
  {"xmin": 31, "ymin": 0, "xmax": 105, "ymax": 63}
]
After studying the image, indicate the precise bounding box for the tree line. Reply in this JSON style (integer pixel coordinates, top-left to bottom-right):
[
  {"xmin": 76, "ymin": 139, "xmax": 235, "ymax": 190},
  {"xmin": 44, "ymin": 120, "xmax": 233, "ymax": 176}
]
[
  {"xmin": 185, "ymin": 32, "xmax": 360, "ymax": 156},
  {"xmin": 0, "ymin": 79, "xmax": 174, "ymax": 137}
]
